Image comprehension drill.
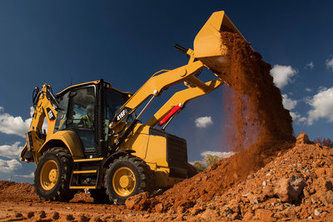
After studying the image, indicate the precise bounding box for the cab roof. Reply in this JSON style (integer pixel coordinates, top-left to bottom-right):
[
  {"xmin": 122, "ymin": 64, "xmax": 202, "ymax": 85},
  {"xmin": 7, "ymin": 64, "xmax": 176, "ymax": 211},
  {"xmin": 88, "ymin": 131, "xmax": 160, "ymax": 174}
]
[{"xmin": 56, "ymin": 80, "xmax": 132, "ymax": 96}]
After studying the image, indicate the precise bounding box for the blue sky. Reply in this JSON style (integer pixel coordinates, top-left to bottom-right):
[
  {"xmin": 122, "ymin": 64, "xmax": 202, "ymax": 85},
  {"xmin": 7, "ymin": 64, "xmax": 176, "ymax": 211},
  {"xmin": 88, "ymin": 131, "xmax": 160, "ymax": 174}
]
[{"xmin": 0, "ymin": 0, "xmax": 332, "ymax": 182}]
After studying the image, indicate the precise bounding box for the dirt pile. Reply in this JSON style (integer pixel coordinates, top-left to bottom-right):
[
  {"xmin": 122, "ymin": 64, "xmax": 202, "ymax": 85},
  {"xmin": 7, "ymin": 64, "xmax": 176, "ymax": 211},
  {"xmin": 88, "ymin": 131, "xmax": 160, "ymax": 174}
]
[
  {"xmin": 128, "ymin": 31, "xmax": 295, "ymax": 212},
  {"xmin": 127, "ymin": 141, "xmax": 294, "ymax": 213},
  {"xmin": 0, "ymin": 180, "xmax": 37, "ymax": 202},
  {"xmin": 124, "ymin": 134, "xmax": 332, "ymax": 221},
  {"xmin": 0, "ymin": 180, "xmax": 95, "ymax": 203},
  {"xmin": 0, "ymin": 135, "xmax": 332, "ymax": 221},
  {"xmin": 174, "ymin": 134, "xmax": 333, "ymax": 221}
]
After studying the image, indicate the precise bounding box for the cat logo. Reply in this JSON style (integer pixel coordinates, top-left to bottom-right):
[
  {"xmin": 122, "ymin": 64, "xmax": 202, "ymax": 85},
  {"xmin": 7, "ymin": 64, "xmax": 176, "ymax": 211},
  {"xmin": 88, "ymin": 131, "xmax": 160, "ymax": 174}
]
[{"xmin": 46, "ymin": 108, "xmax": 55, "ymax": 121}]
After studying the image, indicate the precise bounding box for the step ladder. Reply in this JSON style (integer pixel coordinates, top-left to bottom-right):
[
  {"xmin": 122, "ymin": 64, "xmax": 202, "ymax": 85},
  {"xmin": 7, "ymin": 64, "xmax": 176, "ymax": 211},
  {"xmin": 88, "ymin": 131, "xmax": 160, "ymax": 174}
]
[{"xmin": 69, "ymin": 158, "xmax": 104, "ymax": 190}]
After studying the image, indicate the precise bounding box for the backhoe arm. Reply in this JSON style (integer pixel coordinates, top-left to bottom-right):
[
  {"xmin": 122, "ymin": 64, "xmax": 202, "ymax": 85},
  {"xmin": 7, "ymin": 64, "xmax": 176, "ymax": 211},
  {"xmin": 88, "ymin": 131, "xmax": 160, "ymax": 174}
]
[
  {"xmin": 21, "ymin": 84, "xmax": 59, "ymax": 162},
  {"xmin": 29, "ymin": 85, "xmax": 58, "ymax": 136}
]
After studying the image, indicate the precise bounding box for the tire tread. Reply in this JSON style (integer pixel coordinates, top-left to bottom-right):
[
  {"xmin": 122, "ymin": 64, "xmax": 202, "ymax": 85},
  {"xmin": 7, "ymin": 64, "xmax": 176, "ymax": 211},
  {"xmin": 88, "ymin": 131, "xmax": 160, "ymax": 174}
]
[
  {"xmin": 34, "ymin": 147, "xmax": 75, "ymax": 202},
  {"xmin": 104, "ymin": 155, "xmax": 153, "ymax": 205}
]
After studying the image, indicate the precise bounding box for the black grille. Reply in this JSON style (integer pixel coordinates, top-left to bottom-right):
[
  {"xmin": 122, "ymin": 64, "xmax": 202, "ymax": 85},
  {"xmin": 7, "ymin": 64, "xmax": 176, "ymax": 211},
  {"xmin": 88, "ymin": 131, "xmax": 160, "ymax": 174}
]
[
  {"xmin": 149, "ymin": 128, "xmax": 188, "ymax": 178},
  {"xmin": 166, "ymin": 134, "xmax": 187, "ymax": 168}
]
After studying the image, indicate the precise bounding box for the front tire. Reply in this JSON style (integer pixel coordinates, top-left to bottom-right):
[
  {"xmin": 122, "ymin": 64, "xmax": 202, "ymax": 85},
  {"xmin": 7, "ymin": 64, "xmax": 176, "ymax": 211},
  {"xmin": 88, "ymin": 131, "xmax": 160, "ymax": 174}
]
[
  {"xmin": 34, "ymin": 147, "xmax": 75, "ymax": 202},
  {"xmin": 104, "ymin": 155, "xmax": 152, "ymax": 205}
]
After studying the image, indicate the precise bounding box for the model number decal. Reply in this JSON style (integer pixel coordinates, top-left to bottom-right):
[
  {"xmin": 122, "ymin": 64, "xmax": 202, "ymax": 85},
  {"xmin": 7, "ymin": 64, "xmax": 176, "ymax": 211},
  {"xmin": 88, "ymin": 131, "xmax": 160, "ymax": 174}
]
[{"xmin": 116, "ymin": 109, "xmax": 128, "ymax": 121}]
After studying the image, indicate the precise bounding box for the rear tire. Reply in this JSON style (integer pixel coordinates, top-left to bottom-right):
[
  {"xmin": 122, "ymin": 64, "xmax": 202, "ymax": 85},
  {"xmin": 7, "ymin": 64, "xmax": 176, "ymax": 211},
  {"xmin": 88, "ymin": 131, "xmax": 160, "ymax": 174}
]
[
  {"xmin": 34, "ymin": 147, "xmax": 75, "ymax": 202},
  {"xmin": 104, "ymin": 155, "xmax": 153, "ymax": 205}
]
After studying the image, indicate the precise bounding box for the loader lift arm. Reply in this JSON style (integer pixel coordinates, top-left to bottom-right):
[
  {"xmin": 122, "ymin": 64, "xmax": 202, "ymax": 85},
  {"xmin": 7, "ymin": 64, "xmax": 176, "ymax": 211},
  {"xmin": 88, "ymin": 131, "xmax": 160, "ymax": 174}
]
[
  {"xmin": 111, "ymin": 11, "xmax": 246, "ymax": 136},
  {"xmin": 110, "ymin": 48, "xmax": 225, "ymax": 146},
  {"xmin": 111, "ymin": 10, "xmax": 246, "ymax": 132}
]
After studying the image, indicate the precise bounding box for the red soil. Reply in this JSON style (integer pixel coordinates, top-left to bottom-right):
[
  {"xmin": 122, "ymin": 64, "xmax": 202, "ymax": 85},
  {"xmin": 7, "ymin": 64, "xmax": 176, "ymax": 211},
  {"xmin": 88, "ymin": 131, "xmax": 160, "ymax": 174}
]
[{"xmin": 2, "ymin": 134, "xmax": 330, "ymax": 221}]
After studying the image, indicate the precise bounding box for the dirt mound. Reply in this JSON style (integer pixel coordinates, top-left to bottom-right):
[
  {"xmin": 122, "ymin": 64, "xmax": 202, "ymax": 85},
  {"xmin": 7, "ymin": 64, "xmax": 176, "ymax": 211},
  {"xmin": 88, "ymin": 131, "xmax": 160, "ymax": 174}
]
[
  {"xmin": 123, "ymin": 135, "xmax": 332, "ymax": 221},
  {"xmin": 178, "ymin": 136, "xmax": 333, "ymax": 221},
  {"xmin": 0, "ymin": 180, "xmax": 95, "ymax": 203},
  {"xmin": 1, "ymin": 137, "xmax": 331, "ymax": 221},
  {"xmin": 128, "ymin": 141, "xmax": 294, "ymax": 212},
  {"xmin": 129, "ymin": 31, "xmax": 294, "ymax": 212},
  {"xmin": 0, "ymin": 180, "xmax": 37, "ymax": 202}
]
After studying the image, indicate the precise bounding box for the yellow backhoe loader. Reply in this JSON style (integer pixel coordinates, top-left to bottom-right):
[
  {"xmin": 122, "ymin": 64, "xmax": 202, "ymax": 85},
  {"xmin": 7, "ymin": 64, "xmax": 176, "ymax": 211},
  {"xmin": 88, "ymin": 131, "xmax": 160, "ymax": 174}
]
[{"xmin": 19, "ymin": 11, "xmax": 245, "ymax": 204}]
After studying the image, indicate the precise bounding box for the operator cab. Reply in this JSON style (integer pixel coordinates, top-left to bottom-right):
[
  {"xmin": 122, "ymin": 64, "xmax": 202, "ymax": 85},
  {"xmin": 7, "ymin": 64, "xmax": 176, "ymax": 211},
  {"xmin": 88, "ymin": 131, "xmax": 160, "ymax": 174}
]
[{"xmin": 54, "ymin": 80, "xmax": 132, "ymax": 157}]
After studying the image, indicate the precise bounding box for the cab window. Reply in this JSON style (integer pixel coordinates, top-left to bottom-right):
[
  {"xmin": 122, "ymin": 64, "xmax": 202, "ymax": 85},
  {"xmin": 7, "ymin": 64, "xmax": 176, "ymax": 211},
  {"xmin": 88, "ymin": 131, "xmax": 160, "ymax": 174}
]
[
  {"xmin": 54, "ymin": 92, "xmax": 69, "ymax": 131},
  {"xmin": 67, "ymin": 86, "xmax": 96, "ymax": 129}
]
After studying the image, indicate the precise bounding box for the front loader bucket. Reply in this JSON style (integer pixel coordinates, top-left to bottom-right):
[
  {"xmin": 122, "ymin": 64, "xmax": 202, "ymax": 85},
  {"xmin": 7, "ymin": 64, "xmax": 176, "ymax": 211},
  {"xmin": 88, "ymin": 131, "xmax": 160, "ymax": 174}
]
[{"xmin": 193, "ymin": 11, "xmax": 246, "ymax": 74}]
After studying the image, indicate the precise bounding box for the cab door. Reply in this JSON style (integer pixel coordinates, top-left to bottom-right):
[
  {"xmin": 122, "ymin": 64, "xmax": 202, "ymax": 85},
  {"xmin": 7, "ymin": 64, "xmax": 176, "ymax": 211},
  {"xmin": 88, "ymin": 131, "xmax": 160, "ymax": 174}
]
[{"xmin": 66, "ymin": 86, "xmax": 98, "ymax": 157}]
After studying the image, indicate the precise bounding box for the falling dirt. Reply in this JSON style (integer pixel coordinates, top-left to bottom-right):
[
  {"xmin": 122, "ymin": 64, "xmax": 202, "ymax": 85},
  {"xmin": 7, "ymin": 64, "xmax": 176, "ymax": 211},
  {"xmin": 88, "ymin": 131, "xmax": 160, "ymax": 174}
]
[{"xmin": 218, "ymin": 31, "xmax": 294, "ymax": 151}]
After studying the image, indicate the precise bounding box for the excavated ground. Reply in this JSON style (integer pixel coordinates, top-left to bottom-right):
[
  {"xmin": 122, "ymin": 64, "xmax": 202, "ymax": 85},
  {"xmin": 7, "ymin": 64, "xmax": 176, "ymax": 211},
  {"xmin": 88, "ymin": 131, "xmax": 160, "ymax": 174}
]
[{"xmin": 0, "ymin": 135, "xmax": 332, "ymax": 221}]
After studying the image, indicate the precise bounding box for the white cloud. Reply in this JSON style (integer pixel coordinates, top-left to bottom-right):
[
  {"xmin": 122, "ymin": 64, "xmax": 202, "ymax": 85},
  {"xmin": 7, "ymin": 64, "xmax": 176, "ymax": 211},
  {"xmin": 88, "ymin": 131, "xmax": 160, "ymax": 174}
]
[
  {"xmin": 29, "ymin": 107, "xmax": 48, "ymax": 132},
  {"xmin": 307, "ymin": 87, "xmax": 333, "ymax": 125},
  {"xmin": 0, "ymin": 107, "xmax": 31, "ymax": 138},
  {"xmin": 326, "ymin": 57, "xmax": 333, "ymax": 71},
  {"xmin": 290, "ymin": 112, "xmax": 306, "ymax": 124},
  {"xmin": 201, "ymin": 151, "xmax": 235, "ymax": 159},
  {"xmin": 0, "ymin": 142, "xmax": 21, "ymax": 159},
  {"xmin": 305, "ymin": 61, "xmax": 314, "ymax": 69},
  {"xmin": 282, "ymin": 94, "xmax": 297, "ymax": 110},
  {"xmin": 0, "ymin": 159, "xmax": 21, "ymax": 173},
  {"xmin": 305, "ymin": 88, "xmax": 312, "ymax": 92},
  {"xmin": 15, "ymin": 172, "xmax": 34, "ymax": 178},
  {"xmin": 195, "ymin": 116, "xmax": 213, "ymax": 128},
  {"xmin": 270, "ymin": 65, "xmax": 297, "ymax": 88},
  {"xmin": 0, "ymin": 106, "xmax": 48, "ymax": 138}
]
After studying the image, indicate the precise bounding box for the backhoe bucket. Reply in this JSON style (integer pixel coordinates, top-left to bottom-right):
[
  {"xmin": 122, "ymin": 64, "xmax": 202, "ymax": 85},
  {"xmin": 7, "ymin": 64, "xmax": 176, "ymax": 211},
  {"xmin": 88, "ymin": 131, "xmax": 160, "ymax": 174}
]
[{"xmin": 193, "ymin": 11, "xmax": 246, "ymax": 75}]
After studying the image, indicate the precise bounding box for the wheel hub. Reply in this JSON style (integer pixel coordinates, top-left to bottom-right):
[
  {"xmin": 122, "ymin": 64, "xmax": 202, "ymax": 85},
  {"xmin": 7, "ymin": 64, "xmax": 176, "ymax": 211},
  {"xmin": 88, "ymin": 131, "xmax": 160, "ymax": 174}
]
[
  {"xmin": 40, "ymin": 160, "xmax": 59, "ymax": 191},
  {"xmin": 112, "ymin": 167, "xmax": 136, "ymax": 197},
  {"xmin": 49, "ymin": 169, "xmax": 58, "ymax": 182},
  {"xmin": 119, "ymin": 175, "xmax": 130, "ymax": 188}
]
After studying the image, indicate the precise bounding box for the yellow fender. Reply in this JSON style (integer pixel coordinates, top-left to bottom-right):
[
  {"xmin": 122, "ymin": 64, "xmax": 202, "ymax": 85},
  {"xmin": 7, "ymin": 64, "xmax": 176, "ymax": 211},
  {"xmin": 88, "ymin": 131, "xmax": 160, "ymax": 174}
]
[{"xmin": 37, "ymin": 130, "xmax": 84, "ymax": 161}]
